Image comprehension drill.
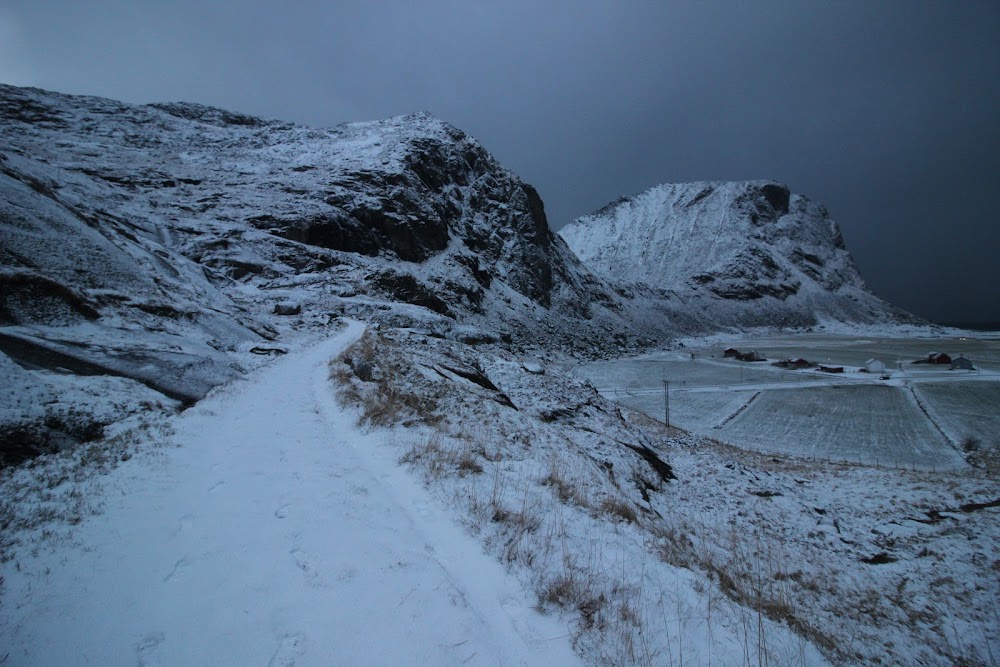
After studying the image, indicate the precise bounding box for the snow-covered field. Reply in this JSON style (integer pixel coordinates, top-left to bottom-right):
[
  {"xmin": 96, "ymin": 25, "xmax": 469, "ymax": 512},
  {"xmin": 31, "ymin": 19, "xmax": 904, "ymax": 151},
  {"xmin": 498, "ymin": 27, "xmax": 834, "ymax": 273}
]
[
  {"xmin": 716, "ymin": 385, "xmax": 961, "ymax": 469},
  {"xmin": 915, "ymin": 382, "xmax": 1000, "ymax": 447},
  {"xmin": 699, "ymin": 332, "xmax": 1000, "ymax": 372},
  {"xmin": 578, "ymin": 334, "xmax": 1000, "ymax": 471}
]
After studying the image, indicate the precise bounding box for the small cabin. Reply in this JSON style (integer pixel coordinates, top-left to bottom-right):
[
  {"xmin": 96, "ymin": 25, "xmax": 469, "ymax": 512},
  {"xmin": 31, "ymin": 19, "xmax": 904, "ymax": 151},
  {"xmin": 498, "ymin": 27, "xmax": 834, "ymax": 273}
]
[
  {"xmin": 723, "ymin": 347, "xmax": 740, "ymax": 358},
  {"xmin": 927, "ymin": 352, "xmax": 952, "ymax": 365},
  {"xmin": 819, "ymin": 365, "xmax": 844, "ymax": 373},
  {"xmin": 951, "ymin": 355, "xmax": 974, "ymax": 371},
  {"xmin": 865, "ymin": 359, "xmax": 885, "ymax": 374}
]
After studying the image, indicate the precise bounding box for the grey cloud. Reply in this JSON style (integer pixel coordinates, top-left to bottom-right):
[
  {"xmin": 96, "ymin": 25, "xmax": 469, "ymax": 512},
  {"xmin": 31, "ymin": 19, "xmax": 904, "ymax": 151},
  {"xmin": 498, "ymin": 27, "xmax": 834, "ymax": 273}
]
[{"xmin": 4, "ymin": 0, "xmax": 998, "ymax": 322}]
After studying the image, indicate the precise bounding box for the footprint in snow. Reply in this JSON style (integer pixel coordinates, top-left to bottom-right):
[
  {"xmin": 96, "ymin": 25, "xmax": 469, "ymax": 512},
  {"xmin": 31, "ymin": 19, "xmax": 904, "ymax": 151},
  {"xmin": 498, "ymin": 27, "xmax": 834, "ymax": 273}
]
[
  {"xmin": 290, "ymin": 549, "xmax": 329, "ymax": 588},
  {"xmin": 162, "ymin": 555, "xmax": 191, "ymax": 583},
  {"xmin": 268, "ymin": 632, "xmax": 306, "ymax": 667},
  {"xmin": 136, "ymin": 632, "xmax": 165, "ymax": 666},
  {"xmin": 274, "ymin": 504, "xmax": 291, "ymax": 519},
  {"xmin": 168, "ymin": 513, "xmax": 195, "ymax": 538}
]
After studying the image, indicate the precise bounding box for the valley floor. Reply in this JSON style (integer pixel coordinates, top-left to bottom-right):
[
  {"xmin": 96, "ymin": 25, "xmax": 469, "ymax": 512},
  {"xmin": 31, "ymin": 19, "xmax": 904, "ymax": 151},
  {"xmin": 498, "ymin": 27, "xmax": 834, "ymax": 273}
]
[
  {"xmin": 579, "ymin": 332, "xmax": 1000, "ymax": 471},
  {"xmin": 0, "ymin": 321, "xmax": 576, "ymax": 666}
]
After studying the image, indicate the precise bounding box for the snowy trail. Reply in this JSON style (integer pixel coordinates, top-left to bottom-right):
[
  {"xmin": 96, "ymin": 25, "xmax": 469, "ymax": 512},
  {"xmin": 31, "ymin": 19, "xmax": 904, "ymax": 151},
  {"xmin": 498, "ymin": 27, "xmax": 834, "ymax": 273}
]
[{"xmin": 0, "ymin": 321, "xmax": 577, "ymax": 666}]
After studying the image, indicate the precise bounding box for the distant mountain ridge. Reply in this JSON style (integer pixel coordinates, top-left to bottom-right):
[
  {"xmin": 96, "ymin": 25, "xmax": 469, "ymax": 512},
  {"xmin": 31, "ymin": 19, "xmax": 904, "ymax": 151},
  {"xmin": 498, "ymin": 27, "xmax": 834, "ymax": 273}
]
[{"xmin": 560, "ymin": 179, "xmax": 918, "ymax": 329}]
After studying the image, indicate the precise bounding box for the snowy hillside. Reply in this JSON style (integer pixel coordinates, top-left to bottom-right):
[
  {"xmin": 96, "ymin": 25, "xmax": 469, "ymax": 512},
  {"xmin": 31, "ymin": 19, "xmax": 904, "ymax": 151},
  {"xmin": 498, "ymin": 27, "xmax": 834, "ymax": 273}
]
[
  {"xmin": 0, "ymin": 84, "xmax": 615, "ymax": 337},
  {"xmin": 0, "ymin": 84, "xmax": 646, "ymax": 462},
  {"xmin": 3, "ymin": 317, "xmax": 996, "ymax": 665},
  {"xmin": 561, "ymin": 180, "xmax": 919, "ymax": 329}
]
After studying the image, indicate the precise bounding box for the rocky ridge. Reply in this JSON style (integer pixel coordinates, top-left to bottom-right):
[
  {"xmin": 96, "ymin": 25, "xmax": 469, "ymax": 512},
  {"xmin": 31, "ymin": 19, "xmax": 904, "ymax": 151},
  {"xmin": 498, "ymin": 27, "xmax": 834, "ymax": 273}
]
[
  {"xmin": 0, "ymin": 84, "xmax": 639, "ymax": 462},
  {"xmin": 560, "ymin": 180, "xmax": 918, "ymax": 329}
]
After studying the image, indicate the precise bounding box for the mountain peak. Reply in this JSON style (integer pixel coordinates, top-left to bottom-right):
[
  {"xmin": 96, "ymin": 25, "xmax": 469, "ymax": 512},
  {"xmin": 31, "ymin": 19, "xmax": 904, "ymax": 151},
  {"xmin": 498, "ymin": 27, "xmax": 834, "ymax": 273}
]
[{"xmin": 561, "ymin": 179, "xmax": 916, "ymax": 328}]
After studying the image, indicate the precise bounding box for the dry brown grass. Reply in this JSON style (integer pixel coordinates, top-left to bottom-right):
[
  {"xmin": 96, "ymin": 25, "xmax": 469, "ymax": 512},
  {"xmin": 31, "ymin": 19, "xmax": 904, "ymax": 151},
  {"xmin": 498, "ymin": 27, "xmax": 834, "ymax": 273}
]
[
  {"xmin": 597, "ymin": 496, "xmax": 638, "ymax": 524},
  {"xmin": 330, "ymin": 330, "xmax": 441, "ymax": 427},
  {"xmin": 400, "ymin": 431, "xmax": 484, "ymax": 479},
  {"xmin": 541, "ymin": 571, "xmax": 607, "ymax": 630},
  {"xmin": 540, "ymin": 460, "xmax": 589, "ymax": 508}
]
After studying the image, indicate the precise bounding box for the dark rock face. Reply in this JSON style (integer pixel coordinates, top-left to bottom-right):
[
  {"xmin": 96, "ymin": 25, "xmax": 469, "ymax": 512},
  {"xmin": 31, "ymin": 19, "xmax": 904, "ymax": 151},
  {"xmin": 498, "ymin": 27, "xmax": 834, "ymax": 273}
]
[
  {"xmin": 706, "ymin": 248, "xmax": 800, "ymax": 301},
  {"xmin": 238, "ymin": 114, "xmax": 566, "ymax": 309},
  {"xmin": 0, "ymin": 272, "xmax": 101, "ymax": 325},
  {"xmin": 321, "ymin": 167, "xmax": 454, "ymax": 263},
  {"xmin": 760, "ymin": 183, "xmax": 791, "ymax": 216},
  {"xmin": 147, "ymin": 101, "xmax": 270, "ymax": 127},
  {"xmin": 736, "ymin": 182, "xmax": 791, "ymax": 225},
  {"xmin": 0, "ymin": 87, "xmax": 70, "ymax": 128},
  {"xmin": 250, "ymin": 212, "xmax": 383, "ymax": 257},
  {"xmin": 372, "ymin": 272, "xmax": 453, "ymax": 317},
  {"xmin": 511, "ymin": 184, "xmax": 555, "ymax": 306},
  {"xmin": 273, "ymin": 302, "xmax": 302, "ymax": 316}
]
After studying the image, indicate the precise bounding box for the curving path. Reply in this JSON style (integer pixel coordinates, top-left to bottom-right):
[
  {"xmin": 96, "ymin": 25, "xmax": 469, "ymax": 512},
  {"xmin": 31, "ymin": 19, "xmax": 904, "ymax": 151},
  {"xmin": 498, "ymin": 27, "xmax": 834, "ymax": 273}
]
[{"xmin": 0, "ymin": 320, "xmax": 577, "ymax": 666}]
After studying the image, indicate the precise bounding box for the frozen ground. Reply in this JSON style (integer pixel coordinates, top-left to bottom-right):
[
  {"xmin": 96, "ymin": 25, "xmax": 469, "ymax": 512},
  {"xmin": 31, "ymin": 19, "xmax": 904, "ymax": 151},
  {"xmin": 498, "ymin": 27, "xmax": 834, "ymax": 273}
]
[
  {"xmin": 0, "ymin": 322, "xmax": 577, "ymax": 666},
  {"xmin": 322, "ymin": 327, "xmax": 998, "ymax": 665},
  {"xmin": 1, "ymin": 324, "xmax": 997, "ymax": 665}
]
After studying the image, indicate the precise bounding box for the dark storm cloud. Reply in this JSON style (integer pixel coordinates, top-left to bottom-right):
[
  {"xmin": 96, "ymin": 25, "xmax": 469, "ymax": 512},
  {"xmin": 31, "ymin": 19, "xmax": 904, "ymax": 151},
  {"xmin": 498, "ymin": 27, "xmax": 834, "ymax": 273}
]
[{"xmin": 3, "ymin": 1, "xmax": 998, "ymax": 323}]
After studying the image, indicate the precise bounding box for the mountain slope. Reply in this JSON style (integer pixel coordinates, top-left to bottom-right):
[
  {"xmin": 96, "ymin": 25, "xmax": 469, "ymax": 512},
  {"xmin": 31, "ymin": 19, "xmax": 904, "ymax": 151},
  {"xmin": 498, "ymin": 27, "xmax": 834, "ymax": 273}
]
[
  {"xmin": 0, "ymin": 84, "xmax": 640, "ymax": 462},
  {"xmin": 0, "ymin": 84, "xmax": 612, "ymax": 336},
  {"xmin": 560, "ymin": 180, "xmax": 919, "ymax": 330}
]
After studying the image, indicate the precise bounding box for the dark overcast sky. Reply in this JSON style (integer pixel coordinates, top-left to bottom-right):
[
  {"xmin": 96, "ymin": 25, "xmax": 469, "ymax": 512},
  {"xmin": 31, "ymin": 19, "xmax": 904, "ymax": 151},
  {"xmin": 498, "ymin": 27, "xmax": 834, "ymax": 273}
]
[{"xmin": 3, "ymin": 2, "xmax": 998, "ymax": 324}]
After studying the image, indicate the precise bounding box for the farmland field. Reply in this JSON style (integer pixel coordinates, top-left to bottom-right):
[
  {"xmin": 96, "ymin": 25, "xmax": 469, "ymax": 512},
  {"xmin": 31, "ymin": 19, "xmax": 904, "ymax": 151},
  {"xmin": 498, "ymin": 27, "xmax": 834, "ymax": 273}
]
[
  {"xmin": 716, "ymin": 385, "xmax": 962, "ymax": 469},
  {"xmin": 618, "ymin": 388, "xmax": 757, "ymax": 432},
  {"xmin": 581, "ymin": 357, "xmax": 829, "ymax": 392},
  {"xmin": 576, "ymin": 332, "xmax": 1000, "ymax": 470},
  {"xmin": 914, "ymin": 382, "xmax": 1000, "ymax": 448}
]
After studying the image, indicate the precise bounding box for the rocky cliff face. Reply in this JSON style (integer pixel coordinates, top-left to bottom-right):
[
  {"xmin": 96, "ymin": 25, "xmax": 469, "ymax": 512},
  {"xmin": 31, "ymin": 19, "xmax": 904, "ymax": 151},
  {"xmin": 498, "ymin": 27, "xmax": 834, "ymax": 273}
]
[
  {"xmin": 1, "ymin": 85, "xmax": 641, "ymax": 462},
  {"xmin": 560, "ymin": 180, "xmax": 918, "ymax": 329},
  {"xmin": 0, "ymin": 86, "xmax": 585, "ymax": 322}
]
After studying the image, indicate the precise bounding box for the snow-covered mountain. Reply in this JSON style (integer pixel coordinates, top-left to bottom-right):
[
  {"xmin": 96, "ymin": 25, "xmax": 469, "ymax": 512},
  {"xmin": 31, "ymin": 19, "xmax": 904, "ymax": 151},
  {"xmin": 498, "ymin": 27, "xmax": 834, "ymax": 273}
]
[
  {"xmin": 0, "ymin": 84, "xmax": 617, "ymax": 338},
  {"xmin": 0, "ymin": 85, "xmax": 919, "ymax": 463},
  {"xmin": 0, "ymin": 84, "xmax": 638, "ymax": 461},
  {"xmin": 560, "ymin": 180, "xmax": 918, "ymax": 329}
]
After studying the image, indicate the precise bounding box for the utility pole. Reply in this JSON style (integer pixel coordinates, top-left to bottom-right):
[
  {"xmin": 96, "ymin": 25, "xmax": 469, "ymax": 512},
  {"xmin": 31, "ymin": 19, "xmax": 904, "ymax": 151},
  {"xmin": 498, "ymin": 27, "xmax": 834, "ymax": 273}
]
[{"xmin": 662, "ymin": 378, "xmax": 670, "ymax": 429}]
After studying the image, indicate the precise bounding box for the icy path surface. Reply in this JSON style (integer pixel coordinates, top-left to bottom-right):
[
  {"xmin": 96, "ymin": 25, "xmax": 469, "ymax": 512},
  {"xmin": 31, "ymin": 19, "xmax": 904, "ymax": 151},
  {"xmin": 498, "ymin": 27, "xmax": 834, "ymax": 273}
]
[{"xmin": 1, "ymin": 321, "xmax": 577, "ymax": 666}]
